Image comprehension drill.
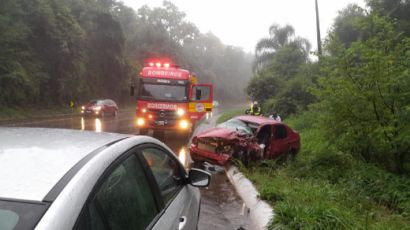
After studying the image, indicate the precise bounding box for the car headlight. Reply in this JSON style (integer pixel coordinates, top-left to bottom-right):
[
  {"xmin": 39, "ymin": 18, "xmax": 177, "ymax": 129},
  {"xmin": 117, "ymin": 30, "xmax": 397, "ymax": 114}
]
[
  {"xmin": 81, "ymin": 106, "xmax": 85, "ymax": 110},
  {"xmin": 176, "ymin": 108, "xmax": 185, "ymax": 116},
  {"xmin": 136, "ymin": 118, "xmax": 145, "ymax": 126},
  {"xmin": 179, "ymin": 120, "xmax": 189, "ymax": 129}
]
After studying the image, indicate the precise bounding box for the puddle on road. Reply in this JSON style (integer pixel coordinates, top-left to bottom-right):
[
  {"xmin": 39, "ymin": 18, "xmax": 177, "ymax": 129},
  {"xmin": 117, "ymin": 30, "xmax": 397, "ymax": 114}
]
[{"xmin": 196, "ymin": 162, "xmax": 254, "ymax": 230}]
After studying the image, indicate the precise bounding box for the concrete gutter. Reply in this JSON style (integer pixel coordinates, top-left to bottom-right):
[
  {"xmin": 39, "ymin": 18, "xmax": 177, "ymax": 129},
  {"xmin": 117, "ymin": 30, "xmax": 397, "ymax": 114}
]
[{"xmin": 226, "ymin": 166, "xmax": 274, "ymax": 230}]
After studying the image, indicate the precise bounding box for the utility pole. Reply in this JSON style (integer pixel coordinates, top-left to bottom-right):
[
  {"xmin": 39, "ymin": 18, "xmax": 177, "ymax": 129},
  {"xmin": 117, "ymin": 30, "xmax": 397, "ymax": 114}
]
[{"xmin": 315, "ymin": 0, "xmax": 322, "ymax": 56}]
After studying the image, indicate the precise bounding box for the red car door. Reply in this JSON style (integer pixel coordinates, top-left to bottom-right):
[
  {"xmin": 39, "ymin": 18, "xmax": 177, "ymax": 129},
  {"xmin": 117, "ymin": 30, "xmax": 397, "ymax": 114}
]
[
  {"xmin": 268, "ymin": 124, "xmax": 291, "ymax": 158},
  {"xmin": 108, "ymin": 100, "xmax": 115, "ymax": 113}
]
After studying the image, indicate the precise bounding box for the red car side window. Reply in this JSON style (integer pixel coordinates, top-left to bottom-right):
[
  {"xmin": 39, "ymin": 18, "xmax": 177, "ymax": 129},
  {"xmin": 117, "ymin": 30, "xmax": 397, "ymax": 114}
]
[{"xmin": 274, "ymin": 125, "xmax": 287, "ymax": 139}]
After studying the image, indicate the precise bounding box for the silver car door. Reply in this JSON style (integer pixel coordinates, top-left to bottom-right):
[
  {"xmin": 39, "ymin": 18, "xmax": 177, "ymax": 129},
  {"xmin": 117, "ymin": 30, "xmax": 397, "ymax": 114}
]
[{"xmin": 139, "ymin": 146, "xmax": 200, "ymax": 230}]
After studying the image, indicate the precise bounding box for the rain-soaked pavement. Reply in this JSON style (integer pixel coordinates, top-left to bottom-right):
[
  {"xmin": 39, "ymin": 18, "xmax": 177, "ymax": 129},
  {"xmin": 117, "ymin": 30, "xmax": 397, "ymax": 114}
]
[
  {"xmin": 1, "ymin": 106, "xmax": 254, "ymax": 230},
  {"xmin": 197, "ymin": 163, "xmax": 252, "ymax": 230}
]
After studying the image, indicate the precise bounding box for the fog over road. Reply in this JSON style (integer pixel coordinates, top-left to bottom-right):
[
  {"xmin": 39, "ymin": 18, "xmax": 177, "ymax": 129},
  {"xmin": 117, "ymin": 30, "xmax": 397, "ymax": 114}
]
[{"xmin": 2, "ymin": 104, "xmax": 253, "ymax": 230}]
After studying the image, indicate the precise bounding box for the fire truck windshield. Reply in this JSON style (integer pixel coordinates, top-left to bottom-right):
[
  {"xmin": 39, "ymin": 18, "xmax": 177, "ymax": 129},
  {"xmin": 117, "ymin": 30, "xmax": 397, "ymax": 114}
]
[{"xmin": 138, "ymin": 83, "xmax": 188, "ymax": 102}]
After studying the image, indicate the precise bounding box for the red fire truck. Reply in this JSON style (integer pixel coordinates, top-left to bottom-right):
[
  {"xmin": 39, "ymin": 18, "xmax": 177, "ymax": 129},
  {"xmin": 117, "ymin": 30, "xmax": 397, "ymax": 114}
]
[{"xmin": 131, "ymin": 61, "xmax": 213, "ymax": 136}]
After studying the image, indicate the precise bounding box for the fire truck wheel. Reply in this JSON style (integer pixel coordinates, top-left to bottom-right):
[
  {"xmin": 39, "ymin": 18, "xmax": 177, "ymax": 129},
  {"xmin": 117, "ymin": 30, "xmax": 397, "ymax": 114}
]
[{"xmin": 139, "ymin": 128, "xmax": 148, "ymax": 135}]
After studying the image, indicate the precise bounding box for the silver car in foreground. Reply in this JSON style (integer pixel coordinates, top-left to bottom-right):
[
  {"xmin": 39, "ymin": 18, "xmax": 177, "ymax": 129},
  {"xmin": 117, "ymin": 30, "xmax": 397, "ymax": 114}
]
[{"xmin": 0, "ymin": 128, "xmax": 210, "ymax": 230}]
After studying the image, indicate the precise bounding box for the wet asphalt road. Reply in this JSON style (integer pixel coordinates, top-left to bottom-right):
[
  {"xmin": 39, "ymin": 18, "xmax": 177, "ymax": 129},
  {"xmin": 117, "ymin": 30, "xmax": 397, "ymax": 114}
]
[{"xmin": 2, "ymin": 106, "xmax": 253, "ymax": 230}]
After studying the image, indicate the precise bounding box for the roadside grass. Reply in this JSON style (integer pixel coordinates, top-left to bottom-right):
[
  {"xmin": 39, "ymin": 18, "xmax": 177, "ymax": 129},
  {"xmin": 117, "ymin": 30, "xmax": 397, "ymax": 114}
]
[
  {"xmin": 216, "ymin": 108, "xmax": 246, "ymax": 124},
  {"xmin": 238, "ymin": 110, "xmax": 410, "ymax": 229},
  {"xmin": 243, "ymin": 161, "xmax": 410, "ymax": 229}
]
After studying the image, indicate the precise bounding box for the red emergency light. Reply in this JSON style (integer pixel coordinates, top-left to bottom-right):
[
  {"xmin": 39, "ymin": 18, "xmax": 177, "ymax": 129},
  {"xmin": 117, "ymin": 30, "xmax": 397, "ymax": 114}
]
[{"xmin": 146, "ymin": 61, "xmax": 172, "ymax": 68}]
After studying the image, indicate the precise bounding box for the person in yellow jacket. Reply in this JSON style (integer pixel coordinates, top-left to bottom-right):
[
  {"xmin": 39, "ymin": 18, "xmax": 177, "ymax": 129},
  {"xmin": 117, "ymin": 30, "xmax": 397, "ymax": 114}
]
[{"xmin": 247, "ymin": 101, "xmax": 262, "ymax": 116}]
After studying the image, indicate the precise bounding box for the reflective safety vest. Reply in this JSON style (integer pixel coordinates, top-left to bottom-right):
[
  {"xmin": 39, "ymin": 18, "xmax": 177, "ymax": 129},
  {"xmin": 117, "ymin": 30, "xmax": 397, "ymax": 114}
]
[{"xmin": 250, "ymin": 105, "xmax": 261, "ymax": 116}]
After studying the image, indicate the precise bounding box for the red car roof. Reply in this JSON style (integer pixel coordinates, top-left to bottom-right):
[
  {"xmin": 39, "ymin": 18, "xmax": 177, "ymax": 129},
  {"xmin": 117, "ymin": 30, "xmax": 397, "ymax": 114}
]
[{"xmin": 235, "ymin": 115, "xmax": 280, "ymax": 125}]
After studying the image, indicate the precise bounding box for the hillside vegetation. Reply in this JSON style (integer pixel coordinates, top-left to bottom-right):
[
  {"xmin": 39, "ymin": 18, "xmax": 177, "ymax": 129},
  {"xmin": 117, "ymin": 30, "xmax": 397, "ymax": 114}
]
[
  {"xmin": 244, "ymin": 0, "xmax": 410, "ymax": 228},
  {"xmin": 0, "ymin": 0, "xmax": 252, "ymax": 113}
]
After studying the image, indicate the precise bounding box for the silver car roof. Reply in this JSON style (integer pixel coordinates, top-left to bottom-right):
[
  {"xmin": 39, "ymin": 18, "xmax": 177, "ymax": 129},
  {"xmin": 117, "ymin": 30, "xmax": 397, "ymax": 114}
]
[{"xmin": 0, "ymin": 127, "xmax": 130, "ymax": 201}]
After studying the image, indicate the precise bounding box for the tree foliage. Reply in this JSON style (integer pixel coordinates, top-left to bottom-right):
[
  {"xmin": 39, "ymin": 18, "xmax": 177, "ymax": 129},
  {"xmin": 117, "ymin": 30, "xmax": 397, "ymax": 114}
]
[
  {"xmin": 248, "ymin": 24, "xmax": 314, "ymax": 116},
  {"xmin": 0, "ymin": 0, "xmax": 252, "ymax": 108},
  {"xmin": 254, "ymin": 24, "xmax": 310, "ymax": 72},
  {"xmin": 316, "ymin": 15, "xmax": 410, "ymax": 173},
  {"xmin": 247, "ymin": 2, "xmax": 410, "ymax": 174},
  {"xmin": 332, "ymin": 4, "xmax": 367, "ymax": 48},
  {"xmin": 366, "ymin": 0, "xmax": 410, "ymax": 36}
]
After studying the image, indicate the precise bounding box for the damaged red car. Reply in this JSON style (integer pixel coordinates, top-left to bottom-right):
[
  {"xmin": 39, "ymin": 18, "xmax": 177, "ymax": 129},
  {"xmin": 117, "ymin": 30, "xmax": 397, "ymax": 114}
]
[{"xmin": 189, "ymin": 115, "xmax": 300, "ymax": 165}]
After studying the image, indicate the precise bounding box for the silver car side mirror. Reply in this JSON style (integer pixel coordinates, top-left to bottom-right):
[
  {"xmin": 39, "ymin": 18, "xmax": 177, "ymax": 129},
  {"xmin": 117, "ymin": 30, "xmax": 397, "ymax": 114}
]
[{"xmin": 189, "ymin": 168, "xmax": 211, "ymax": 187}]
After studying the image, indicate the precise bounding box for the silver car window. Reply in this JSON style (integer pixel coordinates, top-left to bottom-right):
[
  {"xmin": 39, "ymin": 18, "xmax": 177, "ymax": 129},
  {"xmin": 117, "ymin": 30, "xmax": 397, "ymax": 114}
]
[
  {"xmin": 75, "ymin": 154, "xmax": 158, "ymax": 230},
  {"xmin": 142, "ymin": 148, "xmax": 183, "ymax": 205},
  {"xmin": 0, "ymin": 200, "xmax": 48, "ymax": 230},
  {"xmin": 0, "ymin": 210, "xmax": 18, "ymax": 229}
]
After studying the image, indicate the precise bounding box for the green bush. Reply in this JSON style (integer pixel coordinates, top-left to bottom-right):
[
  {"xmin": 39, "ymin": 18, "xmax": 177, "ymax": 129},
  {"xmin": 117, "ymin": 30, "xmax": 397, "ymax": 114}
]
[{"xmin": 347, "ymin": 164, "xmax": 410, "ymax": 216}]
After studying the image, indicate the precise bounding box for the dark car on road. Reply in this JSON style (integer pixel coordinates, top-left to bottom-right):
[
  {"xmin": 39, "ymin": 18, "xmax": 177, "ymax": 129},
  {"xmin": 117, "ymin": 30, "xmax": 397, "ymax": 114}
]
[
  {"xmin": 81, "ymin": 99, "xmax": 119, "ymax": 117},
  {"xmin": 190, "ymin": 115, "xmax": 300, "ymax": 165},
  {"xmin": 0, "ymin": 128, "xmax": 210, "ymax": 230}
]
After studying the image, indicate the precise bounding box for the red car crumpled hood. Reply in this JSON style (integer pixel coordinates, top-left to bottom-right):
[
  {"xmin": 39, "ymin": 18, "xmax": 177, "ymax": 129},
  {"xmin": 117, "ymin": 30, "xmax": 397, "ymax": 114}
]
[{"xmin": 195, "ymin": 127, "xmax": 240, "ymax": 140}]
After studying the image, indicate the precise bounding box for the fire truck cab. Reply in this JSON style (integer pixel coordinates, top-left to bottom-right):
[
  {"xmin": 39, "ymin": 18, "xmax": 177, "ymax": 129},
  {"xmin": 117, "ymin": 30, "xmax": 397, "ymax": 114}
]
[{"xmin": 131, "ymin": 61, "xmax": 213, "ymax": 136}]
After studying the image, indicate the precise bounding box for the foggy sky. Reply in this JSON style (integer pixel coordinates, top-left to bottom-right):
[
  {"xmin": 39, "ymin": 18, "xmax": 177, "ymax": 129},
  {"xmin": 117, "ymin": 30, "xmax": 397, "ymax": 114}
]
[{"xmin": 122, "ymin": 0, "xmax": 366, "ymax": 53}]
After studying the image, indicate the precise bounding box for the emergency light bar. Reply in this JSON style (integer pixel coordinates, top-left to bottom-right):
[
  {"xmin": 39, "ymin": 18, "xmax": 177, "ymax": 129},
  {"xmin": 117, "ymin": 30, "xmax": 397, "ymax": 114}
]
[{"xmin": 147, "ymin": 62, "xmax": 171, "ymax": 68}]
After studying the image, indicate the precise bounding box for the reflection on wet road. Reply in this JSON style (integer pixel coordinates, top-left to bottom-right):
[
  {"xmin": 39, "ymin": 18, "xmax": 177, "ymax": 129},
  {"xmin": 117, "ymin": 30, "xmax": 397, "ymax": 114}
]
[
  {"xmin": 3, "ymin": 110, "xmax": 137, "ymax": 135},
  {"xmin": 197, "ymin": 163, "xmax": 252, "ymax": 230},
  {"xmin": 2, "ymin": 107, "xmax": 253, "ymax": 230}
]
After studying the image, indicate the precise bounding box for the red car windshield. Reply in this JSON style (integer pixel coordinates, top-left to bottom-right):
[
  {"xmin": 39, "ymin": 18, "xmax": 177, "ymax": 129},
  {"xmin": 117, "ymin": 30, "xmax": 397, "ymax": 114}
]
[
  {"xmin": 217, "ymin": 119, "xmax": 253, "ymax": 135},
  {"xmin": 87, "ymin": 100, "xmax": 104, "ymax": 106}
]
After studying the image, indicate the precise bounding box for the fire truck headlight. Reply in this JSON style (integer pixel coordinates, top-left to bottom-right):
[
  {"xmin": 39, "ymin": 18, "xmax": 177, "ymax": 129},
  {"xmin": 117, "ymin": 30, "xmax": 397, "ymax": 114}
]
[
  {"xmin": 179, "ymin": 120, "xmax": 189, "ymax": 129},
  {"xmin": 176, "ymin": 108, "xmax": 185, "ymax": 116},
  {"xmin": 136, "ymin": 118, "xmax": 145, "ymax": 126},
  {"xmin": 142, "ymin": 108, "xmax": 147, "ymax": 113}
]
